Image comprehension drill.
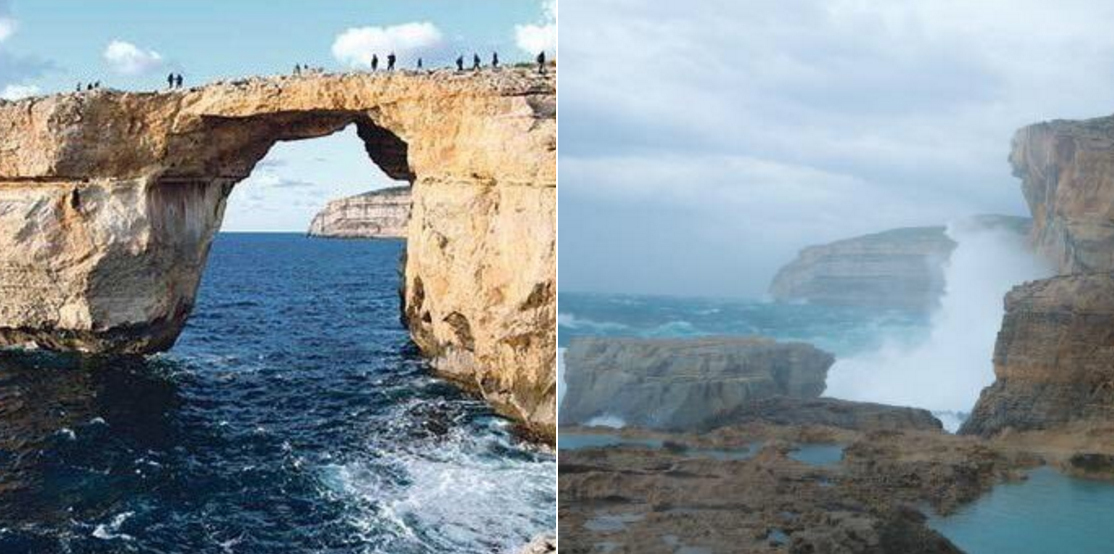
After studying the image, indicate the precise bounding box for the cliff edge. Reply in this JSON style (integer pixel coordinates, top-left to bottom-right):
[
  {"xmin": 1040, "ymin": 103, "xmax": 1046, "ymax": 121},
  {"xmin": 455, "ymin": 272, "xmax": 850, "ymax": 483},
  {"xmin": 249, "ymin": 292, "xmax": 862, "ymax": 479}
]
[{"xmin": 308, "ymin": 186, "xmax": 410, "ymax": 239}]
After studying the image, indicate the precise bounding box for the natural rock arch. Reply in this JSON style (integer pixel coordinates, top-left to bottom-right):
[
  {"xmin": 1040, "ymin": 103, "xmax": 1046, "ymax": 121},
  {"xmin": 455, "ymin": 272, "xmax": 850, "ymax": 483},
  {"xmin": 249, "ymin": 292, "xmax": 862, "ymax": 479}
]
[{"xmin": 0, "ymin": 69, "xmax": 556, "ymax": 440}]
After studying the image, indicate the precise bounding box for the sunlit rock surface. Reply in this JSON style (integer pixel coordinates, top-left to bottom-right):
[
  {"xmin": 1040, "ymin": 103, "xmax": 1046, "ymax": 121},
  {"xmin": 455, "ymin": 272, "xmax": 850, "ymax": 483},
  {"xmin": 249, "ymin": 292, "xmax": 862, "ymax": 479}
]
[
  {"xmin": 308, "ymin": 186, "xmax": 410, "ymax": 238},
  {"xmin": 0, "ymin": 68, "xmax": 556, "ymax": 440},
  {"xmin": 964, "ymin": 115, "xmax": 1114, "ymax": 446},
  {"xmin": 559, "ymin": 336, "xmax": 834, "ymax": 430}
]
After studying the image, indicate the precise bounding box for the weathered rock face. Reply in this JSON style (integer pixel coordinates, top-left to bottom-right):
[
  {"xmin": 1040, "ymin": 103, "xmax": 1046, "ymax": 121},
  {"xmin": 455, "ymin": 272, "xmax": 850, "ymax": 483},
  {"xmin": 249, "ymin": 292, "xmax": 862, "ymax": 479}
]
[
  {"xmin": 0, "ymin": 68, "xmax": 556, "ymax": 440},
  {"xmin": 307, "ymin": 185, "xmax": 410, "ymax": 239},
  {"xmin": 719, "ymin": 396, "xmax": 942, "ymax": 432},
  {"xmin": 1009, "ymin": 116, "xmax": 1114, "ymax": 273},
  {"xmin": 964, "ymin": 115, "xmax": 1114, "ymax": 441},
  {"xmin": 962, "ymin": 273, "xmax": 1114, "ymax": 436},
  {"xmin": 770, "ymin": 216, "xmax": 1032, "ymax": 311},
  {"xmin": 770, "ymin": 226, "xmax": 957, "ymax": 310},
  {"xmin": 559, "ymin": 336, "xmax": 834, "ymax": 430}
]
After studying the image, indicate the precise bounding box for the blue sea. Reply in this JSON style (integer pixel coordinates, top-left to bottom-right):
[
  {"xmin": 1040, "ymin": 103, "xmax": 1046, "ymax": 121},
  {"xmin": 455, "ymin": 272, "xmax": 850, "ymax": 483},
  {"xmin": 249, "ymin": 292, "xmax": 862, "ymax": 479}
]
[
  {"xmin": 559, "ymin": 290, "xmax": 1114, "ymax": 553},
  {"xmin": 0, "ymin": 234, "xmax": 554, "ymax": 554}
]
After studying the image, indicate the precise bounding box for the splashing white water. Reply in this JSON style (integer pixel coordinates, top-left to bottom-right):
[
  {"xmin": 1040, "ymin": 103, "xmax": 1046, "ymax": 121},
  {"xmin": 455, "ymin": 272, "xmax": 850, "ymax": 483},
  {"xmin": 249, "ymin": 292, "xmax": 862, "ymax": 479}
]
[
  {"xmin": 825, "ymin": 221, "xmax": 1050, "ymax": 419},
  {"xmin": 557, "ymin": 347, "xmax": 567, "ymax": 411}
]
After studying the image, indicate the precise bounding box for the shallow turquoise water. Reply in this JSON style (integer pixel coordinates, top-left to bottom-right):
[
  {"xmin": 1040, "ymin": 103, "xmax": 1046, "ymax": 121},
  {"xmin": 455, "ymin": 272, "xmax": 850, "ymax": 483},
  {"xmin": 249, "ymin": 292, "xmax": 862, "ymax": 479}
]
[
  {"xmin": 789, "ymin": 444, "xmax": 844, "ymax": 466},
  {"xmin": 929, "ymin": 468, "xmax": 1114, "ymax": 553}
]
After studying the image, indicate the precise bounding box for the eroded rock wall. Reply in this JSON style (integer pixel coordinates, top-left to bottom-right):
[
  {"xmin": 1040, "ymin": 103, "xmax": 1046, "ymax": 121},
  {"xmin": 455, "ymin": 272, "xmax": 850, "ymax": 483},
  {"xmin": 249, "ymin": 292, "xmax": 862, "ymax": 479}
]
[
  {"xmin": 559, "ymin": 336, "xmax": 834, "ymax": 430},
  {"xmin": 308, "ymin": 186, "xmax": 410, "ymax": 238},
  {"xmin": 0, "ymin": 68, "xmax": 556, "ymax": 440},
  {"xmin": 964, "ymin": 115, "xmax": 1114, "ymax": 439}
]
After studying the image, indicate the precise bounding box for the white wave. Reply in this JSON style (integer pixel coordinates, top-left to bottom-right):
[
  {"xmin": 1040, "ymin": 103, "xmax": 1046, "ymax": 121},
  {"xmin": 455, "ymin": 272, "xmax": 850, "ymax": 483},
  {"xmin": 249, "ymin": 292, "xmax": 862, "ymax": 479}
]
[
  {"xmin": 318, "ymin": 419, "xmax": 554, "ymax": 553},
  {"xmin": 92, "ymin": 511, "xmax": 134, "ymax": 541},
  {"xmin": 557, "ymin": 313, "xmax": 629, "ymax": 332},
  {"xmin": 557, "ymin": 347, "xmax": 567, "ymax": 411},
  {"xmin": 826, "ymin": 221, "xmax": 1050, "ymax": 414},
  {"xmin": 584, "ymin": 414, "xmax": 626, "ymax": 428}
]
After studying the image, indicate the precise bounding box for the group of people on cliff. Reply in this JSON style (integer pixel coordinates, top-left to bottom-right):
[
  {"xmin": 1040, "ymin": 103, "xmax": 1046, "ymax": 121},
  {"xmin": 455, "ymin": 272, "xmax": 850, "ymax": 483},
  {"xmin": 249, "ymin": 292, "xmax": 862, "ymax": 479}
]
[
  {"xmin": 290, "ymin": 51, "xmax": 548, "ymax": 76},
  {"xmin": 166, "ymin": 73, "xmax": 185, "ymax": 89},
  {"xmin": 75, "ymin": 81, "xmax": 102, "ymax": 92}
]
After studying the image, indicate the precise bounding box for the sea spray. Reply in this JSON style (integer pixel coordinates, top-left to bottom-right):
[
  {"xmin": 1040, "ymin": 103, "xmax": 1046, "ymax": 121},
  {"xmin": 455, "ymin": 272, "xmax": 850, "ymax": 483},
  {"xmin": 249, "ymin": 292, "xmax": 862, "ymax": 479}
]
[{"xmin": 825, "ymin": 220, "xmax": 1050, "ymax": 426}]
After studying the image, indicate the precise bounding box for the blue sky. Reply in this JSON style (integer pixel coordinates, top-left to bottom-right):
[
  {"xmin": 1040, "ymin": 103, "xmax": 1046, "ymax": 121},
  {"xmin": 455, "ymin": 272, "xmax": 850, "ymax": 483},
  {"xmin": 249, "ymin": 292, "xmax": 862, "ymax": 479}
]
[
  {"xmin": 0, "ymin": 0, "xmax": 555, "ymax": 231},
  {"xmin": 560, "ymin": 0, "xmax": 1114, "ymax": 298}
]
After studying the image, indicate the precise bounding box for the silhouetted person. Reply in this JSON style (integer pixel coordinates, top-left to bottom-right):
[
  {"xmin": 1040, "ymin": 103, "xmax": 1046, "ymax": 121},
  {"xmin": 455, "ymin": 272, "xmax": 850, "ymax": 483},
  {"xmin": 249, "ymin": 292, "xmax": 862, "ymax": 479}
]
[
  {"xmin": 473, "ymin": 53, "xmax": 481, "ymax": 70},
  {"xmin": 94, "ymin": 81, "xmax": 100, "ymax": 89},
  {"xmin": 371, "ymin": 54, "xmax": 379, "ymax": 71},
  {"xmin": 294, "ymin": 64, "xmax": 301, "ymax": 75},
  {"xmin": 175, "ymin": 74, "xmax": 183, "ymax": 89},
  {"xmin": 456, "ymin": 55, "xmax": 464, "ymax": 71},
  {"xmin": 167, "ymin": 73, "xmax": 175, "ymax": 89},
  {"xmin": 76, "ymin": 82, "xmax": 82, "ymax": 92},
  {"xmin": 492, "ymin": 52, "xmax": 499, "ymax": 68},
  {"xmin": 86, "ymin": 83, "xmax": 93, "ymax": 91},
  {"xmin": 387, "ymin": 52, "xmax": 396, "ymax": 71},
  {"xmin": 537, "ymin": 51, "xmax": 546, "ymax": 74},
  {"xmin": 417, "ymin": 58, "xmax": 423, "ymax": 70}
]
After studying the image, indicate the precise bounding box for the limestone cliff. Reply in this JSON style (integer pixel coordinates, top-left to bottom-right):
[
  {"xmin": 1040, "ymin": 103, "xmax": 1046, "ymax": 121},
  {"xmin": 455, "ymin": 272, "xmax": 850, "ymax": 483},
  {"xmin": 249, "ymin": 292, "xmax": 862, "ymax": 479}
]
[
  {"xmin": 770, "ymin": 226, "xmax": 956, "ymax": 310},
  {"xmin": 559, "ymin": 336, "xmax": 834, "ymax": 430},
  {"xmin": 0, "ymin": 68, "xmax": 556, "ymax": 441},
  {"xmin": 769, "ymin": 215, "xmax": 1030, "ymax": 311},
  {"xmin": 963, "ymin": 114, "xmax": 1114, "ymax": 441},
  {"xmin": 963, "ymin": 274, "xmax": 1114, "ymax": 436},
  {"xmin": 308, "ymin": 186, "xmax": 410, "ymax": 239}
]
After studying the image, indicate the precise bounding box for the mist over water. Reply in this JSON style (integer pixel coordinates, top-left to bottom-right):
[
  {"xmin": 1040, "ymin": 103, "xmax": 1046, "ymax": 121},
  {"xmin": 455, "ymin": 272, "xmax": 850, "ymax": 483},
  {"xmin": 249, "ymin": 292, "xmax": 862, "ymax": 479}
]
[{"xmin": 825, "ymin": 222, "xmax": 1051, "ymax": 424}]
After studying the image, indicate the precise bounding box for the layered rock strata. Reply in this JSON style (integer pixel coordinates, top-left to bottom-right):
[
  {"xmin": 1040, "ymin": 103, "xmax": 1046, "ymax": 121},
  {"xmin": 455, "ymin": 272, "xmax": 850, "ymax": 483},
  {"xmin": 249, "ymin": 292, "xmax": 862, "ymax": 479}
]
[
  {"xmin": 0, "ymin": 68, "xmax": 556, "ymax": 440},
  {"xmin": 964, "ymin": 115, "xmax": 1114, "ymax": 442},
  {"xmin": 308, "ymin": 185, "xmax": 410, "ymax": 238},
  {"xmin": 769, "ymin": 215, "xmax": 1030, "ymax": 311},
  {"xmin": 559, "ymin": 336, "xmax": 834, "ymax": 430}
]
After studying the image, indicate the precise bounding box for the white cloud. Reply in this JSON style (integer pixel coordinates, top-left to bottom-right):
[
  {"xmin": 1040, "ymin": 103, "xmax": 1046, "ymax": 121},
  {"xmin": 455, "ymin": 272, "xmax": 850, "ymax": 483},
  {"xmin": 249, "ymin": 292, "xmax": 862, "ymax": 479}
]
[
  {"xmin": 103, "ymin": 40, "xmax": 165, "ymax": 75},
  {"xmin": 0, "ymin": 17, "xmax": 15, "ymax": 43},
  {"xmin": 515, "ymin": 0, "xmax": 556, "ymax": 55},
  {"xmin": 1, "ymin": 84, "xmax": 38, "ymax": 100},
  {"xmin": 331, "ymin": 22, "xmax": 443, "ymax": 68}
]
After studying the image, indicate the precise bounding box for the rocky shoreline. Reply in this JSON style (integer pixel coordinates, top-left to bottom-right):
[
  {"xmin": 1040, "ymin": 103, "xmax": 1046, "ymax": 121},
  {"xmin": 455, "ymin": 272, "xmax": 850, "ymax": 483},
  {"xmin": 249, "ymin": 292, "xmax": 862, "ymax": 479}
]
[{"xmin": 559, "ymin": 422, "xmax": 1041, "ymax": 553}]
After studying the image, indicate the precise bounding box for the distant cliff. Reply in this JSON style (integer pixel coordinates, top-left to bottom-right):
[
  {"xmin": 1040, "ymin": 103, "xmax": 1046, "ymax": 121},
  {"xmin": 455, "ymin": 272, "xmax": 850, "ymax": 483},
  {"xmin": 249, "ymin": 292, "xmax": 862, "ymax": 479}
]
[
  {"xmin": 769, "ymin": 216, "xmax": 1030, "ymax": 311},
  {"xmin": 308, "ymin": 186, "xmax": 410, "ymax": 238},
  {"xmin": 963, "ymin": 116, "xmax": 1114, "ymax": 443}
]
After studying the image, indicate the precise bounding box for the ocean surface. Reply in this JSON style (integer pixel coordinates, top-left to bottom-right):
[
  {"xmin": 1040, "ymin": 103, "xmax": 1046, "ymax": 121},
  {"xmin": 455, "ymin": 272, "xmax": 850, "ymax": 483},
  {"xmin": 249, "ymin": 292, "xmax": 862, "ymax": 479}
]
[
  {"xmin": 0, "ymin": 234, "xmax": 554, "ymax": 554},
  {"xmin": 559, "ymin": 290, "xmax": 1114, "ymax": 553}
]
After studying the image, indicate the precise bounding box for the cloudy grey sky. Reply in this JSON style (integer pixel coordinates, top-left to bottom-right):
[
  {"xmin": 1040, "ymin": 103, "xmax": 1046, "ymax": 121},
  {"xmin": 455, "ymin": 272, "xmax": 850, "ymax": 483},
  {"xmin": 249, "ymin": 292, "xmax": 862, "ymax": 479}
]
[{"xmin": 559, "ymin": 0, "xmax": 1114, "ymax": 298}]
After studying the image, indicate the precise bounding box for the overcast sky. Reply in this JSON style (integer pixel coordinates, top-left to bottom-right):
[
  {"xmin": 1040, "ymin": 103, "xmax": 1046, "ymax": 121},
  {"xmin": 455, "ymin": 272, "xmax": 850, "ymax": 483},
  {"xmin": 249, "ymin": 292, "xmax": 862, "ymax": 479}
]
[
  {"xmin": 559, "ymin": 0, "xmax": 1114, "ymax": 298},
  {"xmin": 0, "ymin": 0, "xmax": 555, "ymax": 232}
]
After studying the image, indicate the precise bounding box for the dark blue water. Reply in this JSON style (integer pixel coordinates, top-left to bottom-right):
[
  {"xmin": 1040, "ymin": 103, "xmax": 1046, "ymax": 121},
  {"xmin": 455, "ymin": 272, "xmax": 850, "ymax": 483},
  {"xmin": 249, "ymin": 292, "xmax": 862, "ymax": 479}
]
[{"xmin": 0, "ymin": 234, "xmax": 554, "ymax": 553}]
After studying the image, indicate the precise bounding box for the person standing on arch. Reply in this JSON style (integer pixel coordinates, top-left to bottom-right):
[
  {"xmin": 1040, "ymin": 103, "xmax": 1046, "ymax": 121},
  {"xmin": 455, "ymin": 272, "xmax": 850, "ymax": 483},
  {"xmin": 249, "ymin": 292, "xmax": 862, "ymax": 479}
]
[
  {"xmin": 492, "ymin": 51, "xmax": 499, "ymax": 68},
  {"xmin": 387, "ymin": 52, "xmax": 396, "ymax": 71},
  {"xmin": 167, "ymin": 73, "xmax": 174, "ymax": 89},
  {"xmin": 537, "ymin": 51, "xmax": 546, "ymax": 74},
  {"xmin": 456, "ymin": 55, "xmax": 464, "ymax": 71},
  {"xmin": 175, "ymin": 74, "xmax": 183, "ymax": 89},
  {"xmin": 371, "ymin": 54, "xmax": 379, "ymax": 71},
  {"xmin": 417, "ymin": 57, "xmax": 423, "ymax": 70},
  {"xmin": 472, "ymin": 53, "xmax": 481, "ymax": 70}
]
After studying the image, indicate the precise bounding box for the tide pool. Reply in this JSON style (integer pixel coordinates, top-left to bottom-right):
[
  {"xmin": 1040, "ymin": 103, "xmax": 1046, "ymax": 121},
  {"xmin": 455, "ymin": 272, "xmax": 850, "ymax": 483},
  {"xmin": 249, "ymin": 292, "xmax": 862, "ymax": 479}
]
[{"xmin": 930, "ymin": 468, "xmax": 1114, "ymax": 553}]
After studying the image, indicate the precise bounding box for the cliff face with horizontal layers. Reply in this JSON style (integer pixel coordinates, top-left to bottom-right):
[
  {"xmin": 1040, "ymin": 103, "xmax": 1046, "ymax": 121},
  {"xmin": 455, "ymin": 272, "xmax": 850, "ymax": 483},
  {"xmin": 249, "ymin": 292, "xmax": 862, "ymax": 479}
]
[
  {"xmin": 559, "ymin": 336, "xmax": 836, "ymax": 430},
  {"xmin": 963, "ymin": 115, "xmax": 1114, "ymax": 441},
  {"xmin": 770, "ymin": 216, "xmax": 1030, "ymax": 311},
  {"xmin": 308, "ymin": 186, "xmax": 410, "ymax": 239},
  {"xmin": 0, "ymin": 69, "xmax": 556, "ymax": 440}
]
